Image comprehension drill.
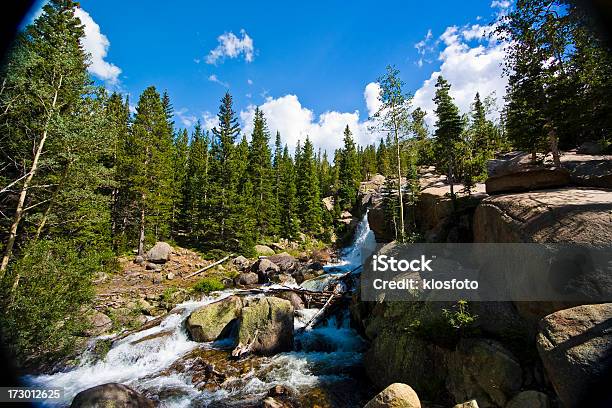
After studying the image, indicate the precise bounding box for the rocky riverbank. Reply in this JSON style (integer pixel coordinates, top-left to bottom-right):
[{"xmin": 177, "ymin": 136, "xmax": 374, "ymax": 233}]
[{"xmin": 356, "ymin": 149, "xmax": 612, "ymax": 408}]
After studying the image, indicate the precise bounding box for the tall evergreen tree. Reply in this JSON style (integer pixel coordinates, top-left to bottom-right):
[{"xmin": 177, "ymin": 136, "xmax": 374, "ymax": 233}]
[
  {"xmin": 247, "ymin": 108, "xmax": 274, "ymax": 237},
  {"xmin": 337, "ymin": 125, "xmax": 360, "ymax": 210},
  {"xmin": 278, "ymin": 146, "xmax": 299, "ymax": 239},
  {"xmin": 128, "ymin": 86, "xmax": 174, "ymax": 255},
  {"xmin": 0, "ymin": 0, "xmax": 92, "ymax": 273},
  {"xmin": 296, "ymin": 137, "xmax": 322, "ymax": 235},
  {"xmin": 433, "ymin": 76, "xmax": 463, "ymax": 199}
]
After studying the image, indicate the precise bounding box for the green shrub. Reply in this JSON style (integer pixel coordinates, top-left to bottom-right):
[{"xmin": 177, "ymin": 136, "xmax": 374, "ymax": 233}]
[
  {"xmin": 192, "ymin": 277, "xmax": 224, "ymax": 294},
  {"xmin": 0, "ymin": 239, "xmax": 109, "ymax": 367}
]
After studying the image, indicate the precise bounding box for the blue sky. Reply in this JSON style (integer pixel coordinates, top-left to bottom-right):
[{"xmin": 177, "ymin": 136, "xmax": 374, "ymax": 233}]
[{"xmin": 26, "ymin": 0, "xmax": 512, "ymax": 152}]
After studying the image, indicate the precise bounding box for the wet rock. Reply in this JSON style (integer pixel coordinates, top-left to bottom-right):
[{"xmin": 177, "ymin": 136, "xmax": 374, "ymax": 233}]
[
  {"xmin": 234, "ymin": 272, "xmax": 259, "ymax": 286},
  {"xmin": 186, "ymin": 296, "xmax": 243, "ymax": 342},
  {"xmin": 255, "ymin": 245, "xmax": 275, "ymax": 256},
  {"xmin": 235, "ymin": 296, "xmax": 294, "ymax": 355},
  {"xmin": 453, "ymin": 400, "xmax": 479, "ymax": 408},
  {"xmin": 446, "ymin": 338, "xmax": 522, "ymax": 408},
  {"xmin": 363, "ymin": 383, "xmax": 421, "ymax": 408},
  {"xmin": 146, "ymin": 241, "xmax": 173, "ymax": 263},
  {"xmin": 232, "ymin": 255, "xmax": 251, "ymax": 270},
  {"xmin": 70, "ymin": 383, "xmax": 154, "ymax": 408},
  {"xmin": 485, "ymin": 152, "xmax": 571, "ymax": 194},
  {"xmin": 267, "ymin": 252, "xmax": 297, "ymax": 271},
  {"xmin": 83, "ymin": 311, "xmax": 112, "ymax": 336},
  {"xmin": 505, "ymin": 391, "xmax": 550, "ymax": 408},
  {"xmin": 536, "ymin": 303, "xmax": 612, "ymax": 408}
]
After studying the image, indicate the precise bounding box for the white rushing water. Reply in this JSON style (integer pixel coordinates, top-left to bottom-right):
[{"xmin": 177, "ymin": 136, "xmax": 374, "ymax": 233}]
[{"xmin": 27, "ymin": 213, "xmax": 375, "ymax": 407}]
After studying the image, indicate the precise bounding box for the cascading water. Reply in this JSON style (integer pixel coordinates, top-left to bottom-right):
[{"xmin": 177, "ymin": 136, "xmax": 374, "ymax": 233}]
[{"xmin": 27, "ymin": 213, "xmax": 375, "ymax": 407}]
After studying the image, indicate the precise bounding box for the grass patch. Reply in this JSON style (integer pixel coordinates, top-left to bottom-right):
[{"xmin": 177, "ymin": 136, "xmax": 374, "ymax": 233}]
[{"xmin": 192, "ymin": 277, "xmax": 225, "ymax": 294}]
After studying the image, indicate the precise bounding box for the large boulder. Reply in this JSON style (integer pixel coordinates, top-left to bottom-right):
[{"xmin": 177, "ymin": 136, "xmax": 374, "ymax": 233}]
[
  {"xmin": 186, "ymin": 296, "xmax": 243, "ymax": 342},
  {"xmin": 363, "ymin": 383, "xmax": 421, "ymax": 408},
  {"xmin": 536, "ymin": 303, "xmax": 612, "ymax": 408},
  {"xmin": 232, "ymin": 255, "xmax": 251, "ymax": 270},
  {"xmin": 474, "ymin": 188, "xmax": 612, "ymax": 244},
  {"xmin": 416, "ymin": 182, "xmax": 486, "ymax": 242},
  {"xmin": 485, "ymin": 152, "xmax": 571, "ymax": 194},
  {"xmin": 505, "ymin": 391, "xmax": 550, "ymax": 408},
  {"xmin": 70, "ymin": 383, "xmax": 154, "ymax": 408},
  {"xmin": 267, "ymin": 252, "xmax": 297, "ymax": 271},
  {"xmin": 364, "ymin": 328, "xmax": 448, "ymax": 400},
  {"xmin": 83, "ymin": 311, "xmax": 112, "ymax": 336},
  {"xmin": 446, "ymin": 338, "xmax": 522, "ymax": 408},
  {"xmin": 367, "ymin": 198, "xmax": 395, "ymax": 243},
  {"xmin": 559, "ymin": 152, "xmax": 612, "ymax": 189},
  {"xmin": 146, "ymin": 241, "xmax": 173, "ymax": 263},
  {"xmin": 255, "ymin": 245, "xmax": 275, "ymax": 256},
  {"xmin": 234, "ymin": 272, "xmax": 259, "ymax": 286},
  {"xmin": 235, "ymin": 296, "xmax": 293, "ymax": 355},
  {"xmin": 253, "ymin": 258, "xmax": 281, "ymax": 283}
]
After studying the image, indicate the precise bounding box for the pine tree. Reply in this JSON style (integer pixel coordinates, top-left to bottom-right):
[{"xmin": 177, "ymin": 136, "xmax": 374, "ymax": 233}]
[
  {"xmin": 278, "ymin": 146, "xmax": 299, "ymax": 239},
  {"xmin": 129, "ymin": 86, "xmax": 175, "ymax": 255},
  {"xmin": 0, "ymin": 0, "xmax": 92, "ymax": 274},
  {"xmin": 247, "ymin": 108, "xmax": 274, "ymax": 237},
  {"xmin": 337, "ymin": 125, "xmax": 360, "ymax": 211},
  {"xmin": 184, "ymin": 122, "xmax": 209, "ymax": 236},
  {"xmin": 433, "ymin": 76, "xmax": 463, "ymax": 200},
  {"xmin": 172, "ymin": 128, "xmax": 189, "ymax": 235},
  {"xmin": 296, "ymin": 137, "xmax": 321, "ymax": 235},
  {"xmin": 204, "ymin": 92, "xmax": 252, "ymax": 254}
]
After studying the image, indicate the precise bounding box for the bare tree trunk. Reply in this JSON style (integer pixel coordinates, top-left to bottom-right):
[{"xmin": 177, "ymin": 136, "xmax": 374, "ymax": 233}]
[
  {"xmin": 0, "ymin": 75, "xmax": 63, "ymax": 276},
  {"xmin": 395, "ymin": 137, "xmax": 405, "ymax": 242}
]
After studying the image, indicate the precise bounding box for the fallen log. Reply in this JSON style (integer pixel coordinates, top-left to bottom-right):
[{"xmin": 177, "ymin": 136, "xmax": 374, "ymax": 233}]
[
  {"xmin": 185, "ymin": 254, "xmax": 233, "ymax": 279},
  {"xmin": 297, "ymin": 293, "xmax": 339, "ymax": 333}
]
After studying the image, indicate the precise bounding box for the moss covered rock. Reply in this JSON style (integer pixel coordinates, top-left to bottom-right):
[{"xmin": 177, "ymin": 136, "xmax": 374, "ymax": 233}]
[
  {"xmin": 186, "ymin": 296, "xmax": 242, "ymax": 342},
  {"xmin": 236, "ymin": 296, "xmax": 293, "ymax": 355}
]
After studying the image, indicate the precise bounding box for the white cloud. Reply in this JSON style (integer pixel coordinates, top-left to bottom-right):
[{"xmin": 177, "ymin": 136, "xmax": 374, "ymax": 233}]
[
  {"xmin": 176, "ymin": 108, "xmax": 197, "ymax": 128},
  {"xmin": 414, "ymin": 29, "xmax": 435, "ymax": 67},
  {"xmin": 247, "ymin": 79, "xmax": 253, "ymax": 85},
  {"xmin": 74, "ymin": 8, "xmax": 122, "ymax": 85},
  {"xmin": 206, "ymin": 29, "xmax": 255, "ymax": 64},
  {"xmin": 239, "ymin": 90, "xmax": 380, "ymax": 154},
  {"xmin": 491, "ymin": 0, "xmax": 510, "ymax": 9},
  {"xmin": 208, "ymin": 74, "xmax": 229, "ymax": 88},
  {"xmin": 412, "ymin": 19, "xmax": 509, "ymax": 127},
  {"xmin": 364, "ymin": 82, "xmax": 382, "ymax": 118},
  {"xmin": 202, "ymin": 111, "xmax": 219, "ymax": 132}
]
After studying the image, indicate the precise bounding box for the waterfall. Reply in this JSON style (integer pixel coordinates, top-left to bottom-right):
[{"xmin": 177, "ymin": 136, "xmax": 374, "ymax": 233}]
[{"xmin": 27, "ymin": 213, "xmax": 374, "ymax": 407}]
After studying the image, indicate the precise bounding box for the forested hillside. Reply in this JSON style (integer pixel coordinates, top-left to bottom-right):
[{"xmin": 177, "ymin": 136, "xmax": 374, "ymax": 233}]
[{"xmin": 1, "ymin": 0, "xmax": 611, "ymax": 374}]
